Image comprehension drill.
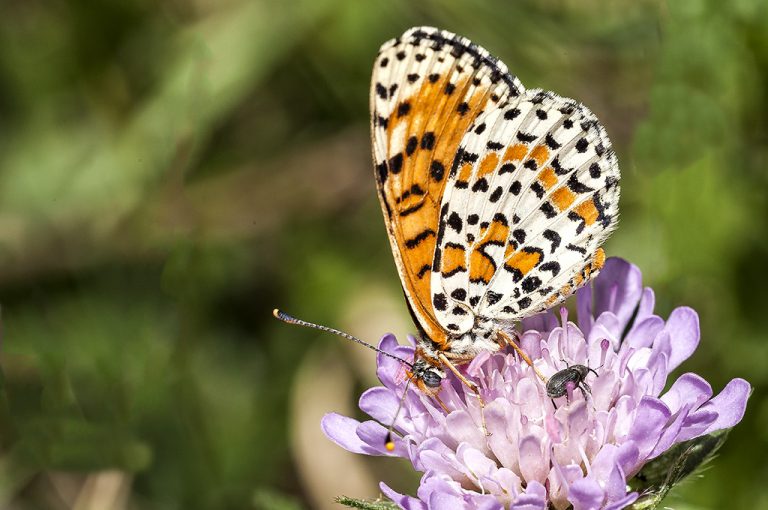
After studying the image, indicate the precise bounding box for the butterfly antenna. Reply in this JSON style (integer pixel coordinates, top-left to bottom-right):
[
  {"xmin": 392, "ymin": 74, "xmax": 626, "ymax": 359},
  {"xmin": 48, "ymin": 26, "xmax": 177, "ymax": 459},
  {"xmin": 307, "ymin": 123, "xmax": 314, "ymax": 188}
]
[
  {"xmin": 384, "ymin": 377, "xmax": 412, "ymax": 452},
  {"xmin": 272, "ymin": 309, "xmax": 414, "ymax": 368}
]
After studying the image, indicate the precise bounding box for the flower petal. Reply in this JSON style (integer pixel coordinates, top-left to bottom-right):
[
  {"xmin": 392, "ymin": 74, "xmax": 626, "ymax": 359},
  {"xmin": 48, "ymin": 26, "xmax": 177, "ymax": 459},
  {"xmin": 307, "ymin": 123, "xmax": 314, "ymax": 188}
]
[
  {"xmin": 568, "ymin": 477, "xmax": 604, "ymax": 510},
  {"xmin": 519, "ymin": 435, "xmax": 548, "ymax": 485},
  {"xmin": 660, "ymin": 373, "xmax": 712, "ymax": 415},
  {"xmin": 636, "ymin": 288, "xmax": 656, "ymax": 322},
  {"xmin": 359, "ymin": 387, "xmax": 402, "ymax": 426},
  {"xmin": 416, "ymin": 438, "xmax": 470, "ymax": 481},
  {"xmin": 625, "ymin": 316, "xmax": 665, "ymax": 350},
  {"xmin": 357, "ymin": 420, "xmax": 403, "ymax": 456},
  {"xmin": 588, "ymin": 311, "xmax": 621, "ymax": 347},
  {"xmin": 321, "ymin": 413, "xmax": 379, "ymax": 455},
  {"xmin": 446, "ymin": 410, "xmax": 489, "ymax": 452},
  {"xmin": 377, "ymin": 335, "xmax": 414, "ymax": 390},
  {"xmin": 604, "ymin": 493, "xmax": 639, "ymax": 510},
  {"xmin": 663, "ymin": 307, "xmax": 700, "ymax": 371},
  {"xmin": 576, "ymin": 283, "xmax": 594, "ymax": 335},
  {"xmin": 380, "ymin": 481, "xmax": 427, "ymax": 510},
  {"xmin": 592, "ymin": 258, "xmax": 643, "ymax": 331},
  {"xmin": 627, "ymin": 396, "xmax": 671, "ymax": 463},
  {"xmin": 510, "ymin": 481, "xmax": 548, "ymax": 510},
  {"xmin": 428, "ymin": 490, "xmax": 468, "ymax": 509},
  {"xmin": 648, "ymin": 402, "xmax": 694, "ymax": 459},
  {"xmin": 590, "ymin": 445, "xmax": 628, "ymax": 503},
  {"xmin": 522, "ymin": 311, "xmax": 560, "ymax": 335},
  {"xmin": 686, "ymin": 378, "xmax": 751, "ymax": 438},
  {"xmin": 457, "ymin": 443, "xmax": 497, "ymax": 482}
]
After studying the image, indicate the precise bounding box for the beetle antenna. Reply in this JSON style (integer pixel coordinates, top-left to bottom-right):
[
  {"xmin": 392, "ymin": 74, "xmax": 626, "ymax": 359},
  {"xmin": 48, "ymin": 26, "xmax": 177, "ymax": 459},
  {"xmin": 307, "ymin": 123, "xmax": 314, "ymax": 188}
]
[{"xmin": 272, "ymin": 309, "xmax": 414, "ymax": 369}]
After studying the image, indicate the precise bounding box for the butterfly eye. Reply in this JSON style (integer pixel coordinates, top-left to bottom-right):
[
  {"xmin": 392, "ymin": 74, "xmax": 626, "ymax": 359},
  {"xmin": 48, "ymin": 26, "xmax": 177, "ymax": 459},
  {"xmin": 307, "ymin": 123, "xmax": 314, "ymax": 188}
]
[{"xmin": 422, "ymin": 369, "xmax": 443, "ymax": 388}]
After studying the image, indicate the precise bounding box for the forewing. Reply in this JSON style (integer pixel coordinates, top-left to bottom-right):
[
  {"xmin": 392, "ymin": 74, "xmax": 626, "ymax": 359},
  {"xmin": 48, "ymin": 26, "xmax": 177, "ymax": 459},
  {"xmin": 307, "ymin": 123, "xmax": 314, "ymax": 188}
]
[
  {"xmin": 432, "ymin": 89, "xmax": 620, "ymax": 333},
  {"xmin": 371, "ymin": 27, "xmax": 523, "ymax": 343}
]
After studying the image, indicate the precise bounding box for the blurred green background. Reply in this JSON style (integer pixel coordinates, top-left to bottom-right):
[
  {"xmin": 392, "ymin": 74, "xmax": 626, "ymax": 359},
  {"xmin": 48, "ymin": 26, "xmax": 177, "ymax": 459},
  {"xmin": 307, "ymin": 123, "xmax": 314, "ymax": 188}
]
[{"xmin": 0, "ymin": 0, "xmax": 766, "ymax": 508}]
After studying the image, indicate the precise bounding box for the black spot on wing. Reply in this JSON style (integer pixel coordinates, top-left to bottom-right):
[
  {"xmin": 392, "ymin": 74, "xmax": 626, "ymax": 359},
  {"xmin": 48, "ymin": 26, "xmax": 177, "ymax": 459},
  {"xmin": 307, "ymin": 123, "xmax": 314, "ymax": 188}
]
[
  {"xmin": 540, "ymin": 261, "xmax": 560, "ymax": 276},
  {"xmin": 376, "ymin": 161, "xmax": 388, "ymax": 184},
  {"xmin": 375, "ymin": 83, "xmax": 387, "ymax": 99},
  {"xmin": 545, "ymin": 133, "xmax": 561, "ymax": 149},
  {"xmin": 421, "ymin": 132, "xmax": 436, "ymax": 150},
  {"xmin": 552, "ymin": 158, "xmax": 570, "ymax": 176},
  {"xmin": 500, "ymin": 163, "xmax": 515, "ymax": 175},
  {"xmin": 451, "ymin": 305, "xmax": 467, "ymax": 316},
  {"xmin": 471, "ymin": 178, "xmax": 489, "ymax": 192},
  {"xmin": 567, "ymin": 173, "xmax": 593, "ymax": 193},
  {"xmin": 518, "ymin": 297, "xmax": 532, "ymax": 309},
  {"xmin": 568, "ymin": 211, "xmax": 586, "ymax": 234},
  {"xmin": 433, "ymin": 293, "xmax": 448, "ymax": 311},
  {"xmin": 389, "ymin": 153, "xmax": 403, "ymax": 174},
  {"xmin": 543, "ymin": 230, "xmax": 561, "ymax": 253},
  {"xmin": 504, "ymin": 108, "xmax": 521, "ymax": 120},
  {"xmin": 430, "ymin": 161, "xmax": 445, "ymax": 181},
  {"xmin": 447, "ymin": 212, "xmax": 463, "ymax": 233},
  {"xmin": 540, "ymin": 202, "xmax": 557, "ymax": 219},
  {"xmin": 405, "ymin": 136, "xmax": 418, "ymax": 156},
  {"xmin": 451, "ymin": 288, "xmax": 467, "ymax": 301},
  {"xmin": 517, "ymin": 132, "xmax": 536, "ymax": 143},
  {"xmin": 486, "ymin": 291, "xmax": 502, "ymax": 305}
]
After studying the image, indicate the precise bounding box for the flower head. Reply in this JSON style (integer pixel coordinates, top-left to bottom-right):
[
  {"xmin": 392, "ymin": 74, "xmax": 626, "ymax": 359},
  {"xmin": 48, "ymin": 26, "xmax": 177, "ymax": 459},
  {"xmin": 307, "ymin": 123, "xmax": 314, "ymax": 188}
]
[{"xmin": 322, "ymin": 258, "xmax": 750, "ymax": 509}]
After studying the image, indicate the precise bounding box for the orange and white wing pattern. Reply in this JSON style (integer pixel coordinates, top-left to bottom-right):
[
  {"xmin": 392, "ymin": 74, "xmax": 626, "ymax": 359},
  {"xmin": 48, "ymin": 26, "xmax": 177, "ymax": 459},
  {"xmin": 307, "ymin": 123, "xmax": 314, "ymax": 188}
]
[
  {"xmin": 371, "ymin": 27, "xmax": 523, "ymax": 347},
  {"xmin": 432, "ymin": 89, "xmax": 619, "ymax": 335}
]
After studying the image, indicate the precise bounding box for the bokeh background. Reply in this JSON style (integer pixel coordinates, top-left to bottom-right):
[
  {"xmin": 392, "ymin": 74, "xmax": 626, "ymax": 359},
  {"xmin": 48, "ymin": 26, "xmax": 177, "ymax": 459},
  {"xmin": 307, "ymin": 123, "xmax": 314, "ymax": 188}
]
[{"xmin": 0, "ymin": 0, "xmax": 766, "ymax": 508}]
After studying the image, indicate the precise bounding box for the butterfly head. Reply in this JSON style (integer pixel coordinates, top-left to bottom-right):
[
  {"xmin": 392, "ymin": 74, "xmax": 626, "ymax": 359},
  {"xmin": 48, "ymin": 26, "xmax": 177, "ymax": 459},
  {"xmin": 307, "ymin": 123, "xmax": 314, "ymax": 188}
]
[{"xmin": 410, "ymin": 358, "xmax": 445, "ymax": 395}]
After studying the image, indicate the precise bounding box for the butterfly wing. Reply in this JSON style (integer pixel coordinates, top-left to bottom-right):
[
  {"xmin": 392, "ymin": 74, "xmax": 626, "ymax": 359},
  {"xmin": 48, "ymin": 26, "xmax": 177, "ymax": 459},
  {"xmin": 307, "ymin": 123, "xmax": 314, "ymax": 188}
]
[
  {"xmin": 371, "ymin": 27, "xmax": 524, "ymax": 344},
  {"xmin": 431, "ymin": 89, "xmax": 620, "ymax": 334}
]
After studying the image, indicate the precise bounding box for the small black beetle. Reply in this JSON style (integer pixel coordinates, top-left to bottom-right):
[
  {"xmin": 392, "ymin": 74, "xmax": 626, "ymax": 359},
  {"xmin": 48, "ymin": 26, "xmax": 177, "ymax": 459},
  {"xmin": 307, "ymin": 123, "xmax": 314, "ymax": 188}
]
[{"xmin": 546, "ymin": 363, "xmax": 599, "ymax": 408}]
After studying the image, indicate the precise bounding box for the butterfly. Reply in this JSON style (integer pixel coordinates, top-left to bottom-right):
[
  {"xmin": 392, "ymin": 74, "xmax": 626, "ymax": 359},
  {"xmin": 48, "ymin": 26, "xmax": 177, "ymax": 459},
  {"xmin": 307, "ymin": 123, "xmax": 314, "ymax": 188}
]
[{"xmin": 371, "ymin": 27, "xmax": 620, "ymax": 395}]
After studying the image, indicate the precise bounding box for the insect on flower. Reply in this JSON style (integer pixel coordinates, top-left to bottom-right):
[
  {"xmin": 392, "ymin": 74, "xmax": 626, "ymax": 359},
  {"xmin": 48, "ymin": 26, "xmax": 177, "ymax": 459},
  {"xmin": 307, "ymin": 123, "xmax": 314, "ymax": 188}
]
[
  {"xmin": 546, "ymin": 361, "xmax": 600, "ymax": 408},
  {"xmin": 370, "ymin": 27, "xmax": 619, "ymax": 394},
  {"xmin": 276, "ymin": 26, "xmax": 620, "ymax": 421}
]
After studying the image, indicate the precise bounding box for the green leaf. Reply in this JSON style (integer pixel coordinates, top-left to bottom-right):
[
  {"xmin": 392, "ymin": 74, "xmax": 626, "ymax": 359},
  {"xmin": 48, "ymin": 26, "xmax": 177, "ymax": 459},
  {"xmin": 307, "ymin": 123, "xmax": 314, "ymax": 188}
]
[
  {"xmin": 335, "ymin": 495, "xmax": 400, "ymax": 510},
  {"xmin": 628, "ymin": 429, "xmax": 731, "ymax": 509}
]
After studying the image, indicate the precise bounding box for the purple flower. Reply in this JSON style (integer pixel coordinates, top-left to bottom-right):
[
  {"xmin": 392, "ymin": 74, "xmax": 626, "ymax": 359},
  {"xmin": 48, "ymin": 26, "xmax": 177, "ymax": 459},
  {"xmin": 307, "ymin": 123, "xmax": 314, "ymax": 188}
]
[{"xmin": 322, "ymin": 258, "xmax": 750, "ymax": 510}]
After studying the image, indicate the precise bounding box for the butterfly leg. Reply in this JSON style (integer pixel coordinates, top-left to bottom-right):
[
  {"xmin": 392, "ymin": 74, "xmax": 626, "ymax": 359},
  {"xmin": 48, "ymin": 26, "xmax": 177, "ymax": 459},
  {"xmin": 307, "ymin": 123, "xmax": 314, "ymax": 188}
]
[
  {"xmin": 496, "ymin": 330, "xmax": 548, "ymax": 383},
  {"xmin": 437, "ymin": 353, "xmax": 489, "ymax": 436},
  {"xmin": 433, "ymin": 393, "xmax": 450, "ymax": 413}
]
